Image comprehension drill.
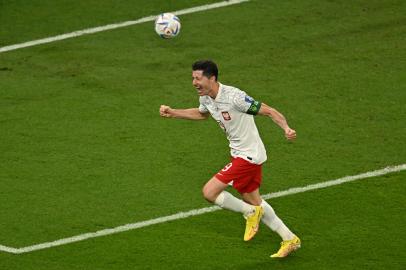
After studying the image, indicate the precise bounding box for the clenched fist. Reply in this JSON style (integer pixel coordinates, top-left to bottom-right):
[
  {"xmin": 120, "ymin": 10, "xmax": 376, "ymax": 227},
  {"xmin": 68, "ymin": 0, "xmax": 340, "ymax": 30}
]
[
  {"xmin": 284, "ymin": 127, "xmax": 297, "ymax": 141},
  {"xmin": 160, "ymin": 105, "xmax": 173, "ymax": 117}
]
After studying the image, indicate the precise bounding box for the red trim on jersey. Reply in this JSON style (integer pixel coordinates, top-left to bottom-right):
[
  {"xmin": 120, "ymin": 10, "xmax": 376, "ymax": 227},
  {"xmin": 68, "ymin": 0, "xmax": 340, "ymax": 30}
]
[{"xmin": 215, "ymin": 157, "xmax": 262, "ymax": 194}]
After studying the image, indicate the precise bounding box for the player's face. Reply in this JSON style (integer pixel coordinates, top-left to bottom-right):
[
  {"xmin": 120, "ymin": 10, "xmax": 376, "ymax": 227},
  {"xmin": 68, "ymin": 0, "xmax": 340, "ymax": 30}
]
[{"xmin": 192, "ymin": 70, "xmax": 215, "ymax": 96}]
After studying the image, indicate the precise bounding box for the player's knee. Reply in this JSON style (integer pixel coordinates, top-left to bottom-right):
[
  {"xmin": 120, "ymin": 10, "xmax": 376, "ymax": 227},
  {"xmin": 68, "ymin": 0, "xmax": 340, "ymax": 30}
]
[{"xmin": 202, "ymin": 185, "xmax": 216, "ymax": 202}]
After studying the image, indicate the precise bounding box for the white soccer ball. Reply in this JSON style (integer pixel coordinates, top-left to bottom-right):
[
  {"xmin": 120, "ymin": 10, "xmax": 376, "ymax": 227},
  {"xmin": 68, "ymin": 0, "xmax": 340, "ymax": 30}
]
[{"xmin": 154, "ymin": 13, "xmax": 181, "ymax": 39}]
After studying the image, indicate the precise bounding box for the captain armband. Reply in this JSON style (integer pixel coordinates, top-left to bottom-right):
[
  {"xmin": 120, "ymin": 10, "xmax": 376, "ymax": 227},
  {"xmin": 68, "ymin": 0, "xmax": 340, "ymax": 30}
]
[{"xmin": 246, "ymin": 100, "xmax": 262, "ymax": 115}]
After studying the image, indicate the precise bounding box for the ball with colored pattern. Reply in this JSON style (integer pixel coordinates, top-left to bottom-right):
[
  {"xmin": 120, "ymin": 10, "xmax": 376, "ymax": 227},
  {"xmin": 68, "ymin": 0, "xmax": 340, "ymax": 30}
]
[{"xmin": 154, "ymin": 13, "xmax": 181, "ymax": 39}]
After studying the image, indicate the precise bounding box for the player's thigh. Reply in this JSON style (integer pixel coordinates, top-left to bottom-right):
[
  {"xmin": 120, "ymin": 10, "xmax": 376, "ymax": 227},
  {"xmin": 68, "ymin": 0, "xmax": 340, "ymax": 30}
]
[{"xmin": 202, "ymin": 176, "xmax": 228, "ymax": 201}]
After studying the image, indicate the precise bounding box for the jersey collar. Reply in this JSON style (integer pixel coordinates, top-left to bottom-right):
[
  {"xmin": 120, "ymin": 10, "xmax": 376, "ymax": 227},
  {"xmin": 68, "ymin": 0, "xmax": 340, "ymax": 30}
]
[{"xmin": 214, "ymin": 82, "xmax": 223, "ymax": 101}]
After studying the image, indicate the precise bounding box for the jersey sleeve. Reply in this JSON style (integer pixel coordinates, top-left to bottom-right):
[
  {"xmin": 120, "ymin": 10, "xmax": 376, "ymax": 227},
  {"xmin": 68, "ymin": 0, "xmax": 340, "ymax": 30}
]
[{"xmin": 233, "ymin": 90, "xmax": 262, "ymax": 115}]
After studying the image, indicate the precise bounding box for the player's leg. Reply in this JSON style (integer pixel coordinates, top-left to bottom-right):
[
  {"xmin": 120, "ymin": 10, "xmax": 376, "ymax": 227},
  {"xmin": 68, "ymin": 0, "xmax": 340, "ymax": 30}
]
[
  {"xmin": 240, "ymin": 188, "xmax": 264, "ymax": 241},
  {"xmin": 202, "ymin": 176, "xmax": 255, "ymax": 216},
  {"xmin": 241, "ymin": 188, "xmax": 262, "ymax": 206},
  {"xmin": 243, "ymin": 190, "xmax": 301, "ymax": 258},
  {"xmin": 204, "ymin": 179, "xmax": 262, "ymax": 241},
  {"xmin": 207, "ymin": 157, "xmax": 265, "ymax": 241},
  {"xmin": 256, "ymin": 198, "xmax": 295, "ymax": 241},
  {"xmin": 243, "ymin": 163, "xmax": 296, "ymax": 234}
]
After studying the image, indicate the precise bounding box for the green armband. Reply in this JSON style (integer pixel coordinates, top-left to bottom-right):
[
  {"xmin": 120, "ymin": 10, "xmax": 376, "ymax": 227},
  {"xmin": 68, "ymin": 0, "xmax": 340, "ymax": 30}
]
[{"xmin": 247, "ymin": 101, "xmax": 261, "ymax": 115}]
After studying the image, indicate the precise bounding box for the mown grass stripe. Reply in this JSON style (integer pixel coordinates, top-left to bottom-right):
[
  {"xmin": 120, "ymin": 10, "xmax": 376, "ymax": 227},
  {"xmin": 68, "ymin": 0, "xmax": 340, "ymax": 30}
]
[
  {"xmin": 0, "ymin": 0, "xmax": 250, "ymax": 53},
  {"xmin": 2, "ymin": 163, "xmax": 404, "ymax": 254}
]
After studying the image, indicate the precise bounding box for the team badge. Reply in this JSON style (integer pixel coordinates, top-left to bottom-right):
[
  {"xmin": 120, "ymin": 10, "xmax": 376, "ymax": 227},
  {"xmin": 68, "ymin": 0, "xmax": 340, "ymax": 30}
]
[{"xmin": 222, "ymin": 111, "xmax": 231, "ymax": 121}]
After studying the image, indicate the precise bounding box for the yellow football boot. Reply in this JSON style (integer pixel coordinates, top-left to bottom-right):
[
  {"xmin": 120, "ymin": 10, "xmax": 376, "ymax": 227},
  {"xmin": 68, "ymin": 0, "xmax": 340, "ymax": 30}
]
[
  {"xmin": 271, "ymin": 235, "xmax": 301, "ymax": 258},
  {"xmin": 243, "ymin": 206, "xmax": 264, "ymax": 241}
]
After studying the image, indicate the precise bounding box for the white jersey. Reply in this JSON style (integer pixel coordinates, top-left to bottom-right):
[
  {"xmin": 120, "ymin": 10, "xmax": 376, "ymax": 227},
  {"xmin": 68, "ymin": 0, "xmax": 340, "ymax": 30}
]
[{"xmin": 198, "ymin": 83, "xmax": 267, "ymax": 164}]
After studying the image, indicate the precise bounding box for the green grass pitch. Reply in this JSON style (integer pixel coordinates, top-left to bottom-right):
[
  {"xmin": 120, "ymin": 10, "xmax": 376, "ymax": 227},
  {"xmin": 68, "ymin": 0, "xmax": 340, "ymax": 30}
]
[{"xmin": 0, "ymin": 0, "xmax": 405, "ymax": 269}]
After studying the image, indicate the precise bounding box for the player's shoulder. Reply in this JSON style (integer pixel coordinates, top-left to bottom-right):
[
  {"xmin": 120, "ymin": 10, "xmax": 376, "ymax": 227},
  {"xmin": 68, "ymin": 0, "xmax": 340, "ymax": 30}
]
[
  {"xmin": 220, "ymin": 83, "xmax": 259, "ymax": 113},
  {"xmin": 220, "ymin": 83, "xmax": 247, "ymax": 99},
  {"xmin": 199, "ymin": 95, "xmax": 209, "ymax": 102},
  {"xmin": 199, "ymin": 95, "xmax": 212, "ymax": 107},
  {"xmin": 221, "ymin": 83, "xmax": 244, "ymax": 93}
]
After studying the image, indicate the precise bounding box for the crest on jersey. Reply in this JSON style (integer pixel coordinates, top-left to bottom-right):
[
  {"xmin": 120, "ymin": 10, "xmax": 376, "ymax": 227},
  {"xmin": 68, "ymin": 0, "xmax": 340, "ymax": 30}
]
[{"xmin": 222, "ymin": 111, "xmax": 231, "ymax": 121}]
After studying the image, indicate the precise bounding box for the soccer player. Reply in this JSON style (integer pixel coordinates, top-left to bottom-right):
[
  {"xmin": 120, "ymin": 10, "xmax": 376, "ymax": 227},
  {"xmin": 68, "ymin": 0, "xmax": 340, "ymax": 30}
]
[{"xmin": 159, "ymin": 60, "xmax": 301, "ymax": 258}]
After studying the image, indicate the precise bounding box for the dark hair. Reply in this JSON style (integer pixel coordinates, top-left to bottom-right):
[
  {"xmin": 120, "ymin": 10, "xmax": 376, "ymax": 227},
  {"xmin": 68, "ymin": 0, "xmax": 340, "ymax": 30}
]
[{"xmin": 192, "ymin": 60, "xmax": 218, "ymax": 81}]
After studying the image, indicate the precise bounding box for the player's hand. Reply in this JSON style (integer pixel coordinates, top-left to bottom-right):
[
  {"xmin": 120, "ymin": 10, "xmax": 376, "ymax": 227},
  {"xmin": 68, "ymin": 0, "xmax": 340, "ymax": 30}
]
[
  {"xmin": 284, "ymin": 127, "xmax": 296, "ymax": 141},
  {"xmin": 160, "ymin": 105, "xmax": 173, "ymax": 117}
]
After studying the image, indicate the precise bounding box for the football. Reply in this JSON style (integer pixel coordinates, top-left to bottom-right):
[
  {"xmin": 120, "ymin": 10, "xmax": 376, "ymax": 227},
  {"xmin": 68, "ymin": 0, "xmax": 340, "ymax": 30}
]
[{"xmin": 154, "ymin": 13, "xmax": 181, "ymax": 39}]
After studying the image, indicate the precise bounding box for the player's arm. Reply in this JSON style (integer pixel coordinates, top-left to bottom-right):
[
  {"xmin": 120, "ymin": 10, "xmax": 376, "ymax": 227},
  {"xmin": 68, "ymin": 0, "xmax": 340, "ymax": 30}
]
[
  {"xmin": 257, "ymin": 103, "xmax": 297, "ymax": 141},
  {"xmin": 160, "ymin": 105, "xmax": 209, "ymax": 120}
]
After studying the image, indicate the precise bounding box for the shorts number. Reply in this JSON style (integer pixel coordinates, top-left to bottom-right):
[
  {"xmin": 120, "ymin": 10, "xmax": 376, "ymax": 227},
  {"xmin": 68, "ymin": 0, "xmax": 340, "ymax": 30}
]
[{"xmin": 222, "ymin": 163, "xmax": 233, "ymax": 172}]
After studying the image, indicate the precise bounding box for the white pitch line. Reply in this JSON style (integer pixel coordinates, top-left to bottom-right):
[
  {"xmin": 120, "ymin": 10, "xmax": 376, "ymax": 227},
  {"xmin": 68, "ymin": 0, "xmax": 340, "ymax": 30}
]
[
  {"xmin": 0, "ymin": 245, "xmax": 19, "ymax": 254},
  {"xmin": 1, "ymin": 164, "xmax": 404, "ymax": 254},
  {"xmin": 0, "ymin": 0, "xmax": 250, "ymax": 53},
  {"xmin": 262, "ymin": 164, "xmax": 406, "ymax": 200}
]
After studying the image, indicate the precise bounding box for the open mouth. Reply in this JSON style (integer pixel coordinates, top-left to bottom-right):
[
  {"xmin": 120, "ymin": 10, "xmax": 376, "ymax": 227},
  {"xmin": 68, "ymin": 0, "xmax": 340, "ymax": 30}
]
[{"xmin": 195, "ymin": 86, "xmax": 203, "ymax": 93}]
